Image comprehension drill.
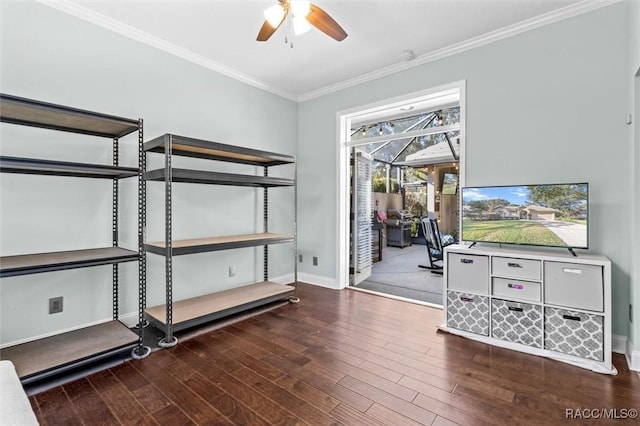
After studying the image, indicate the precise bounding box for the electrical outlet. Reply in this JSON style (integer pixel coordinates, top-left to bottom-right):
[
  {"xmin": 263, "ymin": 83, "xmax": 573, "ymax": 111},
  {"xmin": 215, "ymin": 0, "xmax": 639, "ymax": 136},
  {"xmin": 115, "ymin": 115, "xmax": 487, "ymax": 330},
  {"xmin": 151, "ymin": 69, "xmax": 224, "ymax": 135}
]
[
  {"xmin": 229, "ymin": 266, "xmax": 236, "ymax": 277},
  {"xmin": 313, "ymin": 256, "xmax": 318, "ymax": 266},
  {"xmin": 49, "ymin": 297, "xmax": 63, "ymax": 314},
  {"xmin": 298, "ymin": 254, "xmax": 303, "ymax": 263}
]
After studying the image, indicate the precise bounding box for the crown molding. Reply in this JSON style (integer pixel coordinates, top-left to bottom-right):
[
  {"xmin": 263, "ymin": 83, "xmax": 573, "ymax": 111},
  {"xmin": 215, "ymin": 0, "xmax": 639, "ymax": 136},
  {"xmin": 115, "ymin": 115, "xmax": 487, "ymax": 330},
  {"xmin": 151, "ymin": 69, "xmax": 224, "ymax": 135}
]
[
  {"xmin": 35, "ymin": 0, "xmax": 298, "ymax": 101},
  {"xmin": 297, "ymin": 0, "xmax": 621, "ymax": 102},
  {"xmin": 37, "ymin": 0, "xmax": 620, "ymax": 103}
]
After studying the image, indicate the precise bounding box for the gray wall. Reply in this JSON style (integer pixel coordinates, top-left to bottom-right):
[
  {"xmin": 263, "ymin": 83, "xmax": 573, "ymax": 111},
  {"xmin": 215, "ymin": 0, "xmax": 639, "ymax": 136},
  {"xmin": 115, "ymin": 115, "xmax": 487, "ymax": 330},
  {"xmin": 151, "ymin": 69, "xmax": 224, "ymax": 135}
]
[
  {"xmin": 629, "ymin": 0, "xmax": 640, "ymax": 348},
  {"xmin": 297, "ymin": 2, "xmax": 634, "ymax": 336},
  {"xmin": 0, "ymin": 1, "xmax": 297, "ymax": 344},
  {"xmin": 1, "ymin": 1, "xmax": 637, "ymax": 345}
]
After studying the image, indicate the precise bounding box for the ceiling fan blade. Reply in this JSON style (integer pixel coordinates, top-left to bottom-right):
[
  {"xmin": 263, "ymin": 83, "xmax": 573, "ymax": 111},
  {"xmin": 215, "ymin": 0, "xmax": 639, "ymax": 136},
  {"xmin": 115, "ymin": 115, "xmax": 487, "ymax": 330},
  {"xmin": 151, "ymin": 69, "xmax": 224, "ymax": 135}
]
[
  {"xmin": 307, "ymin": 4, "xmax": 347, "ymax": 41},
  {"xmin": 257, "ymin": 15, "xmax": 286, "ymax": 41}
]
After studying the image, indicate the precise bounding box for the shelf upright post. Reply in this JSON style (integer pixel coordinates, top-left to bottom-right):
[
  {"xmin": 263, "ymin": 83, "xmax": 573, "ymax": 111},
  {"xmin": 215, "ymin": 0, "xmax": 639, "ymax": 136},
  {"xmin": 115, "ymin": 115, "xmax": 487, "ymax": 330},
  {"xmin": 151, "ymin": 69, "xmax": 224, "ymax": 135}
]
[
  {"xmin": 112, "ymin": 137, "xmax": 120, "ymax": 320},
  {"xmin": 159, "ymin": 133, "xmax": 178, "ymax": 347},
  {"xmin": 290, "ymin": 158, "xmax": 300, "ymax": 303},
  {"xmin": 133, "ymin": 118, "xmax": 150, "ymax": 359},
  {"xmin": 263, "ymin": 166, "xmax": 269, "ymax": 281}
]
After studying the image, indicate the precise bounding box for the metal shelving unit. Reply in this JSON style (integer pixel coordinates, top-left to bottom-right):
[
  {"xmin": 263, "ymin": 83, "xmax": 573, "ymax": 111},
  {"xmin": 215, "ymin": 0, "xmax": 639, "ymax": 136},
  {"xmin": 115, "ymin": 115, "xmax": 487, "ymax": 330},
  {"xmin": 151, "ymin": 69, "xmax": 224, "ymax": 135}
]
[
  {"xmin": 0, "ymin": 93, "xmax": 150, "ymax": 383},
  {"xmin": 144, "ymin": 133, "xmax": 298, "ymax": 347}
]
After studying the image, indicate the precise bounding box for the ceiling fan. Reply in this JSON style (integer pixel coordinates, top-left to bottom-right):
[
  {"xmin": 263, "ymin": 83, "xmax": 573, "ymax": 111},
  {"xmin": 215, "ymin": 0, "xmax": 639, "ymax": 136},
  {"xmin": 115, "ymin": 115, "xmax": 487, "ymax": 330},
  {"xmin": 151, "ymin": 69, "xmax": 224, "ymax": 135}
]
[{"xmin": 257, "ymin": 0, "xmax": 348, "ymax": 43}]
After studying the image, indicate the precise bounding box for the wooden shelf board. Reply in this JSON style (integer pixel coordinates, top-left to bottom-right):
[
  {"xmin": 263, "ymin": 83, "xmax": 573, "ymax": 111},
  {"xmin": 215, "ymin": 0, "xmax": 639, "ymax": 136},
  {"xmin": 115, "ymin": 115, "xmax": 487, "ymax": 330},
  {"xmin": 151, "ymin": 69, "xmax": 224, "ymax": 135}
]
[
  {"xmin": 0, "ymin": 156, "xmax": 138, "ymax": 179},
  {"xmin": 0, "ymin": 247, "xmax": 139, "ymax": 277},
  {"xmin": 0, "ymin": 321, "xmax": 137, "ymax": 380},
  {"xmin": 145, "ymin": 168, "xmax": 294, "ymax": 187},
  {"xmin": 145, "ymin": 232, "xmax": 294, "ymax": 256},
  {"xmin": 145, "ymin": 281, "xmax": 294, "ymax": 327},
  {"xmin": 144, "ymin": 134, "xmax": 295, "ymax": 166},
  {"xmin": 0, "ymin": 93, "xmax": 139, "ymax": 138}
]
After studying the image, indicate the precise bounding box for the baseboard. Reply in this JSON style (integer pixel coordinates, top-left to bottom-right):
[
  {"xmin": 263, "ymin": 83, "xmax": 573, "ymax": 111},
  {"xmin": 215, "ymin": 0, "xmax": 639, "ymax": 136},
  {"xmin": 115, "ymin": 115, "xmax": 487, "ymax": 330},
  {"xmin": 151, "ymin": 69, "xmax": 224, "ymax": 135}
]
[
  {"xmin": 269, "ymin": 273, "xmax": 295, "ymax": 285},
  {"xmin": 0, "ymin": 318, "xmax": 115, "ymax": 349},
  {"xmin": 612, "ymin": 334, "xmax": 627, "ymax": 354},
  {"xmin": 626, "ymin": 338, "xmax": 640, "ymax": 372},
  {"xmin": 297, "ymin": 272, "xmax": 339, "ymax": 289}
]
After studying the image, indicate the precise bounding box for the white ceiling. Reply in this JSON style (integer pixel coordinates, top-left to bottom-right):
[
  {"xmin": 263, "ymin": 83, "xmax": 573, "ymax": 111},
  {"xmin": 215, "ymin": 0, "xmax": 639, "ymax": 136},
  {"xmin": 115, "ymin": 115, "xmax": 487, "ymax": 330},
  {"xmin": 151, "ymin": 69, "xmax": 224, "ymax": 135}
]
[{"xmin": 41, "ymin": 0, "xmax": 613, "ymax": 101}]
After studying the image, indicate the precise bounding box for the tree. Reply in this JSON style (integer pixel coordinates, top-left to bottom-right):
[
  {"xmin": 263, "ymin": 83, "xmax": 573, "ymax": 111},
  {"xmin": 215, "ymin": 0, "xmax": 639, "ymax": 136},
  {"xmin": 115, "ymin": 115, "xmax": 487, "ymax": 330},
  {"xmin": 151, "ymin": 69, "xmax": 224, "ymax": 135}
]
[{"xmin": 527, "ymin": 184, "xmax": 587, "ymax": 215}]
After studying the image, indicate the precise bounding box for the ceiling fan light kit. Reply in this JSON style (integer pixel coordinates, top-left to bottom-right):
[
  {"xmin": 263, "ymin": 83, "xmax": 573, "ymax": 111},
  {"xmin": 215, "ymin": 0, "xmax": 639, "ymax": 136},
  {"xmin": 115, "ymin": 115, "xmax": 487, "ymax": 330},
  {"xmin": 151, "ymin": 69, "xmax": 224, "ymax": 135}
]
[{"xmin": 257, "ymin": 0, "xmax": 347, "ymax": 44}]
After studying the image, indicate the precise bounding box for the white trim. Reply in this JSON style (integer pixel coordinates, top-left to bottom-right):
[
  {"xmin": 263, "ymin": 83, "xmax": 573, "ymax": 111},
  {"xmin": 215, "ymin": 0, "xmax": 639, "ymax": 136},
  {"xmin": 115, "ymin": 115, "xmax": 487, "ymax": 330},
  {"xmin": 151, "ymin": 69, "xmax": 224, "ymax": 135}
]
[
  {"xmin": 36, "ymin": 0, "xmax": 619, "ymax": 103},
  {"xmin": 298, "ymin": 0, "xmax": 621, "ymax": 101},
  {"xmin": 612, "ymin": 334, "xmax": 627, "ymax": 354},
  {"xmin": 269, "ymin": 273, "xmax": 296, "ymax": 285},
  {"xmin": 0, "ymin": 317, "xmax": 114, "ymax": 349},
  {"xmin": 336, "ymin": 81, "xmax": 466, "ymax": 292},
  {"xmin": 36, "ymin": 0, "xmax": 298, "ymax": 101},
  {"xmin": 627, "ymin": 338, "xmax": 640, "ymax": 372},
  {"xmin": 297, "ymin": 272, "xmax": 339, "ymax": 289},
  {"xmin": 349, "ymin": 286, "xmax": 443, "ymax": 310}
]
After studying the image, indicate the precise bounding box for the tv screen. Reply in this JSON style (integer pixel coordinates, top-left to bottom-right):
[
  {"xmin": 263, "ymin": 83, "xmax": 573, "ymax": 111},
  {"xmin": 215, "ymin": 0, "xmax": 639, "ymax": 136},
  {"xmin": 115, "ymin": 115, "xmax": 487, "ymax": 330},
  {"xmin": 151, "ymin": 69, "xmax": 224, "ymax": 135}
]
[
  {"xmin": 461, "ymin": 183, "xmax": 588, "ymax": 249},
  {"xmin": 441, "ymin": 173, "xmax": 458, "ymax": 195}
]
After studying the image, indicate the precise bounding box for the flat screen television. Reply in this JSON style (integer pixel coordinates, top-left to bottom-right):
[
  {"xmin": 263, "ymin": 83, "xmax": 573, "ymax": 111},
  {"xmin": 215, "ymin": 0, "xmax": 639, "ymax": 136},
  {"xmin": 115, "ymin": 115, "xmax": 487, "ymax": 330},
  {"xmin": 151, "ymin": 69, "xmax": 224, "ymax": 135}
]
[
  {"xmin": 461, "ymin": 183, "xmax": 588, "ymax": 249},
  {"xmin": 441, "ymin": 173, "xmax": 458, "ymax": 195}
]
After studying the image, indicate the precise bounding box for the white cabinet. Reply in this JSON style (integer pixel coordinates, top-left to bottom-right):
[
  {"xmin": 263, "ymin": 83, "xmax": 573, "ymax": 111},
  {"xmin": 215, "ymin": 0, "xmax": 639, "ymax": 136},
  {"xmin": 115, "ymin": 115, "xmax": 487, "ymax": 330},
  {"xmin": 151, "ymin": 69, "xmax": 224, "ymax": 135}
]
[{"xmin": 441, "ymin": 244, "xmax": 615, "ymax": 374}]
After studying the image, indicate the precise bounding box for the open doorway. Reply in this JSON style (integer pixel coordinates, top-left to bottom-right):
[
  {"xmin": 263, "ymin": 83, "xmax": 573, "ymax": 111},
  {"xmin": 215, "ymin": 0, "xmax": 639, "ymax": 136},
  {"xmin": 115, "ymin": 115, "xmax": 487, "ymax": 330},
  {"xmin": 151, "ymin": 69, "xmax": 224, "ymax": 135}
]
[{"xmin": 338, "ymin": 82, "xmax": 466, "ymax": 306}]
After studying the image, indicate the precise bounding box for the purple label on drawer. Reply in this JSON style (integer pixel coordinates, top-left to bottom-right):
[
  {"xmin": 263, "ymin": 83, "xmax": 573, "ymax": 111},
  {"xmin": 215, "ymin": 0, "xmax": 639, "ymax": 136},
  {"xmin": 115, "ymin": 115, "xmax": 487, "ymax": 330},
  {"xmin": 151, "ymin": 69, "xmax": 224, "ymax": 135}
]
[{"xmin": 508, "ymin": 283, "xmax": 524, "ymax": 290}]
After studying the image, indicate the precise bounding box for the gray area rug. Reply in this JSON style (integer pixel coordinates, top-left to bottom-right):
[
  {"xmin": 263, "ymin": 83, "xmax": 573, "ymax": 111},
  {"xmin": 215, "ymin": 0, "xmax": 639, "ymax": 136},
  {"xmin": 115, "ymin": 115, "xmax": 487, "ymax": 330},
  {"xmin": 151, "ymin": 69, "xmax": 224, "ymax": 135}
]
[{"xmin": 356, "ymin": 244, "xmax": 444, "ymax": 305}]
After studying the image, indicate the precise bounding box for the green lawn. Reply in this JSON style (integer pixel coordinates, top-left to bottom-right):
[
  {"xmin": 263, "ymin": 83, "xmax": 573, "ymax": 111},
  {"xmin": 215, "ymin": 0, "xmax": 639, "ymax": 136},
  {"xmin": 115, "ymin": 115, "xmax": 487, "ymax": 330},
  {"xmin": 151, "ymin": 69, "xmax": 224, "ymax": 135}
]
[{"xmin": 462, "ymin": 220, "xmax": 566, "ymax": 246}]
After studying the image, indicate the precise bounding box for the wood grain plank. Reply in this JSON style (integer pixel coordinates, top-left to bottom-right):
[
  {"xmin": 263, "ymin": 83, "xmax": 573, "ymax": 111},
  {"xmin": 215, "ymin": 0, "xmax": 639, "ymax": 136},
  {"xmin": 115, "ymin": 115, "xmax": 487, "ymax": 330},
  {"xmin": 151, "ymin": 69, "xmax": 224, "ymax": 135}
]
[
  {"xmin": 329, "ymin": 403, "xmax": 387, "ymax": 426},
  {"xmin": 366, "ymin": 402, "xmax": 425, "ymax": 426},
  {"xmin": 175, "ymin": 343, "xmax": 306, "ymax": 426},
  {"xmin": 338, "ymin": 375, "xmax": 437, "ymax": 425},
  {"xmin": 233, "ymin": 366, "xmax": 341, "ymax": 426},
  {"xmin": 99, "ymin": 381, "xmax": 157, "ymax": 425}
]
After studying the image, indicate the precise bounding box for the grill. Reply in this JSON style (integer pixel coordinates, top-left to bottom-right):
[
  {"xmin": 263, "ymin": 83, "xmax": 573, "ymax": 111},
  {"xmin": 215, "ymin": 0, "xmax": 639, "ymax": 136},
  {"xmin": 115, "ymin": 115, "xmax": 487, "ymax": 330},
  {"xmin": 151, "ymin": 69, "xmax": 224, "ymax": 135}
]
[{"xmin": 386, "ymin": 210, "xmax": 413, "ymax": 248}]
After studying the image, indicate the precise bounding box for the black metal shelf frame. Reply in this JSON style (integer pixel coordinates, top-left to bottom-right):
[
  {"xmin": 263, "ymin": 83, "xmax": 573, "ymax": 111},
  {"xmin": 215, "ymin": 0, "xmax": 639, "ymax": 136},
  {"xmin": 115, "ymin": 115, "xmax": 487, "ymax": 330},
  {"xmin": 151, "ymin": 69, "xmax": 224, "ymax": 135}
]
[
  {"xmin": 0, "ymin": 93, "xmax": 151, "ymax": 380},
  {"xmin": 0, "ymin": 156, "xmax": 139, "ymax": 179},
  {"xmin": 144, "ymin": 133, "xmax": 299, "ymax": 347}
]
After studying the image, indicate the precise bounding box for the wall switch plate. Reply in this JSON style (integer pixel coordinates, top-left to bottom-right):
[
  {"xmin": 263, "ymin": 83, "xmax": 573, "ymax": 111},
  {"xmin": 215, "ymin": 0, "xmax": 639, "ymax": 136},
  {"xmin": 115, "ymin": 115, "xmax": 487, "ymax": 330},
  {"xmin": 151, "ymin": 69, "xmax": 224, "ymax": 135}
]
[
  {"xmin": 49, "ymin": 297, "xmax": 63, "ymax": 314},
  {"xmin": 313, "ymin": 256, "xmax": 318, "ymax": 266},
  {"xmin": 298, "ymin": 254, "xmax": 303, "ymax": 263},
  {"xmin": 630, "ymin": 304, "xmax": 633, "ymax": 323},
  {"xmin": 229, "ymin": 266, "xmax": 236, "ymax": 277}
]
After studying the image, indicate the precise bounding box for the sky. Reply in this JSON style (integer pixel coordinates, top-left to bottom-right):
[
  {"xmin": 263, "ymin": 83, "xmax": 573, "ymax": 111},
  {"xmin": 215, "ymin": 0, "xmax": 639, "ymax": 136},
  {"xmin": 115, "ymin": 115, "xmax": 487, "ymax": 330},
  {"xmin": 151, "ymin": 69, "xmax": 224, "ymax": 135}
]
[{"xmin": 462, "ymin": 185, "xmax": 530, "ymax": 205}]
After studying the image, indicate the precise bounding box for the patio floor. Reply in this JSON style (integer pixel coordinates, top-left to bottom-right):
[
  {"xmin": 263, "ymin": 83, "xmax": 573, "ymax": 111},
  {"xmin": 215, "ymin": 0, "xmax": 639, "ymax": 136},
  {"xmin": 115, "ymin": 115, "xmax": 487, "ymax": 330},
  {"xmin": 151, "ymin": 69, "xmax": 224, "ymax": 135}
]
[{"xmin": 354, "ymin": 243, "xmax": 444, "ymax": 306}]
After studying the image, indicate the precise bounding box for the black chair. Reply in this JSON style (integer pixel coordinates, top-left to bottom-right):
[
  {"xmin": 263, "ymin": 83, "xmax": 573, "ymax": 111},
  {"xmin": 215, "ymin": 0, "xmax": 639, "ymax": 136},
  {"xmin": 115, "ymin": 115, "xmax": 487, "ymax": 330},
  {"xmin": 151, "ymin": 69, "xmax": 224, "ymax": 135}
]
[{"xmin": 418, "ymin": 217, "xmax": 454, "ymax": 275}]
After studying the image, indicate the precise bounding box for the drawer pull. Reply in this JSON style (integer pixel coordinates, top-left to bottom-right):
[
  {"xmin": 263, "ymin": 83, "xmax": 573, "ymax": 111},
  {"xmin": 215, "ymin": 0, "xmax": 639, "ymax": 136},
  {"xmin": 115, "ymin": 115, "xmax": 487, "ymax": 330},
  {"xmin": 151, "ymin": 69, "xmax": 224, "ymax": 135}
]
[
  {"xmin": 460, "ymin": 258, "xmax": 474, "ymax": 264},
  {"xmin": 563, "ymin": 314, "xmax": 582, "ymax": 321},
  {"xmin": 507, "ymin": 283, "xmax": 524, "ymax": 290},
  {"xmin": 460, "ymin": 296, "xmax": 474, "ymax": 302},
  {"xmin": 508, "ymin": 306, "xmax": 523, "ymax": 312},
  {"xmin": 507, "ymin": 262, "xmax": 522, "ymax": 268},
  {"xmin": 562, "ymin": 267, "xmax": 582, "ymax": 275}
]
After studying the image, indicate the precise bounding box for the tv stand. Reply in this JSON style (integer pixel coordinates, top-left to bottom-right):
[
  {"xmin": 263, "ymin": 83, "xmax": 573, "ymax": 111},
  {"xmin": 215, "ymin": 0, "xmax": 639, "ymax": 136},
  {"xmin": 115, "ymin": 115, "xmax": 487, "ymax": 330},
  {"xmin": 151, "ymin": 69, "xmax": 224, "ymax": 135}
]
[
  {"xmin": 440, "ymin": 244, "xmax": 615, "ymax": 374},
  {"xmin": 568, "ymin": 247, "xmax": 577, "ymax": 257}
]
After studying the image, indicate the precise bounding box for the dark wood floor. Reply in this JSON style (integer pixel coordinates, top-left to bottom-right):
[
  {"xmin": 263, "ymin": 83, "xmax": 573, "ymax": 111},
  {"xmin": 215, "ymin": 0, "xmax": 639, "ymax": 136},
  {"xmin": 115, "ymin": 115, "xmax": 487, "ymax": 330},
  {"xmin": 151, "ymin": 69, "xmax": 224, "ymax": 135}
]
[{"xmin": 29, "ymin": 283, "xmax": 640, "ymax": 425}]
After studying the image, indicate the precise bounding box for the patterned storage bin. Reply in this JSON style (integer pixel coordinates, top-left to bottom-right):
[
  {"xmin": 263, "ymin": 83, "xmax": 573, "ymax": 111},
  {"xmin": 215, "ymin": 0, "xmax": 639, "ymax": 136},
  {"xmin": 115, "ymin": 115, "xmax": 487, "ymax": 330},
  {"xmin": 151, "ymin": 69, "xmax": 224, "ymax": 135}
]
[
  {"xmin": 491, "ymin": 299, "xmax": 543, "ymax": 348},
  {"xmin": 447, "ymin": 291, "xmax": 489, "ymax": 336},
  {"xmin": 544, "ymin": 307, "xmax": 604, "ymax": 361}
]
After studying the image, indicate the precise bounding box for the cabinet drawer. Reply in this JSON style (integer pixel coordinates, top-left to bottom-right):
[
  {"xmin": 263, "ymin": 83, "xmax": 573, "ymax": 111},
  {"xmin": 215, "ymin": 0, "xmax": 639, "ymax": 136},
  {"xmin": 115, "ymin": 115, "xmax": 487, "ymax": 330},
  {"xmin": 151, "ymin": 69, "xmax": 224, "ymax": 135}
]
[
  {"xmin": 492, "ymin": 257, "xmax": 541, "ymax": 280},
  {"xmin": 544, "ymin": 262, "xmax": 603, "ymax": 312},
  {"xmin": 446, "ymin": 291, "xmax": 489, "ymax": 336},
  {"xmin": 447, "ymin": 253, "xmax": 489, "ymax": 294},
  {"xmin": 491, "ymin": 299, "xmax": 542, "ymax": 348},
  {"xmin": 544, "ymin": 307, "xmax": 604, "ymax": 361},
  {"xmin": 492, "ymin": 277, "xmax": 540, "ymax": 302}
]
